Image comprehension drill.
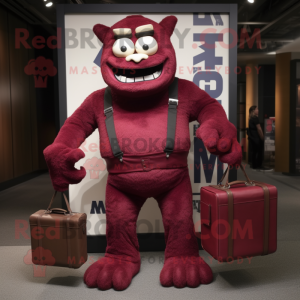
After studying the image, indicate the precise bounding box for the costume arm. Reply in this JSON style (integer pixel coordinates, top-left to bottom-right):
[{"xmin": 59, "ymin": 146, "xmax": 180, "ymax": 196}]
[
  {"xmin": 44, "ymin": 91, "xmax": 99, "ymax": 191},
  {"xmin": 54, "ymin": 93, "xmax": 97, "ymax": 148},
  {"xmin": 185, "ymin": 80, "xmax": 241, "ymax": 165}
]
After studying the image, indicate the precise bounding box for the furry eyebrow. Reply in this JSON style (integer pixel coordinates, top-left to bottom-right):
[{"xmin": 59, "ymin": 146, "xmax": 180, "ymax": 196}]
[
  {"xmin": 113, "ymin": 28, "xmax": 132, "ymax": 39},
  {"xmin": 135, "ymin": 24, "xmax": 154, "ymax": 38}
]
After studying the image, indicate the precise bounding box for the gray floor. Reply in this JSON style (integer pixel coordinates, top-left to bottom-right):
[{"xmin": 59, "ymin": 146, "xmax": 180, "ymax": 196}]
[{"xmin": 0, "ymin": 165, "xmax": 300, "ymax": 299}]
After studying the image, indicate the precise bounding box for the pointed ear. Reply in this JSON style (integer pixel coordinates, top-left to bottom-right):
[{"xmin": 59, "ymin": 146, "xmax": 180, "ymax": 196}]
[
  {"xmin": 93, "ymin": 24, "xmax": 111, "ymax": 43},
  {"xmin": 159, "ymin": 16, "xmax": 178, "ymax": 37}
]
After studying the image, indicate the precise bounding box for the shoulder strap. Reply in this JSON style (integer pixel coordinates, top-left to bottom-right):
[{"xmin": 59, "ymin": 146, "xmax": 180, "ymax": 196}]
[
  {"xmin": 104, "ymin": 87, "xmax": 123, "ymax": 162},
  {"xmin": 164, "ymin": 77, "xmax": 179, "ymax": 158},
  {"xmin": 104, "ymin": 78, "xmax": 179, "ymax": 161}
]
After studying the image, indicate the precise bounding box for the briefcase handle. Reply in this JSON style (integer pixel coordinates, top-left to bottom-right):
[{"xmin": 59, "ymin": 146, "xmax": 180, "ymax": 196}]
[
  {"xmin": 218, "ymin": 164, "xmax": 255, "ymax": 188},
  {"xmin": 45, "ymin": 208, "xmax": 71, "ymax": 215},
  {"xmin": 46, "ymin": 191, "xmax": 73, "ymax": 214}
]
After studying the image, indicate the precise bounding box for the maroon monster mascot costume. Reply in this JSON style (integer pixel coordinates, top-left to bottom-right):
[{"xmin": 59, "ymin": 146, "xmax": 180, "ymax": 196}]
[{"xmin": 44, "ymin": 15, "xmax": 242, "ymax": 290}]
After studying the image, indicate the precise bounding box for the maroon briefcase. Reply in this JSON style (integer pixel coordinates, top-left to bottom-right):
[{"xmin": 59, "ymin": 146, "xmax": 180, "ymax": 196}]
[
  {"xmin": 29, "ymin": 191, "xmax": 87, "ymax": 268},
  {"xmin": 200, "ymin": 165, "xmax": 277, "ymax": 262}
]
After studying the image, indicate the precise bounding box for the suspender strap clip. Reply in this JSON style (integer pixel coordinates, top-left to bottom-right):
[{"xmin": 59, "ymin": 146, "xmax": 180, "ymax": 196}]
[
  {"xmin": 168, "ymin": 98, "xmax": 178, "ymax": 107},
  {"xmin": 116, "ymin": 152, "xmax": 123, "ymax": 162},
  {"xmin": 104, "ymin": 106, "xmax": 113, "ymax": 116}
]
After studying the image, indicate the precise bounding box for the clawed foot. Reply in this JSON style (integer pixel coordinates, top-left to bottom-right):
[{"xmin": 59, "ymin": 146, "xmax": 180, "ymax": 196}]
[
  {"xmin": 160, "ymin": 256, "xmax": 213, "ymax": 288},
  {"xmin": 84, "ymin": 256, "xmax": 140, "ymax": 291}
]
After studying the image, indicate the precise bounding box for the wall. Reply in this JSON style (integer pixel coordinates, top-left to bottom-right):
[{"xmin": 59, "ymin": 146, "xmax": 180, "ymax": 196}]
[
  {"xmin": 0, "ymin": 6, "xmax": 13, "ymax": 182},
  {"xmin": 245, "ymin": 63, "xmax": 258, "ymax": 162},
  {"xmin": 289, "ymin": 59, "xmax": 300, "ymax": 174},
  {"xmin": 275, "ymin": 53, "xmax": 291, "ymax": 172},
  {"xmin": 258, "ymin": 65, "xmax": 275, "ymax": 121},
  {"xmin": 0, "ymin": 4, "xmax": 56, "ymax": 184}
]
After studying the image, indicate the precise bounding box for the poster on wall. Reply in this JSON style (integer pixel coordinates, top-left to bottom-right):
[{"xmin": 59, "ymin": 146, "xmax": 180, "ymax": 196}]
[{"xmin": 64, "ymin": 12, "xmax": 231, "ymax": 236}]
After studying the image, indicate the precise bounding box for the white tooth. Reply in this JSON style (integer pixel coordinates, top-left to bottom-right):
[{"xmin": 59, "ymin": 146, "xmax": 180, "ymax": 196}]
[
  {"xmin": 126, "ymin": 77, "xmax": 134, "ymax": 83},
  {"xmin": 135, "ymin": 76, "xmax": 143, "ymax": 82},
  {"xmin": 153, "ymin": 70, "xmax": 161, "ymax": 78},
  {"xmin": 119, "ymin": 76, "xmax": 126, "ymax": 82},
  {"xmin": 144, "ymin": 75, "xmax": 154, "ymax": 81},
  {"xmin": 115, "ymin": 74, "xmax": 121, "ymax": 81}
]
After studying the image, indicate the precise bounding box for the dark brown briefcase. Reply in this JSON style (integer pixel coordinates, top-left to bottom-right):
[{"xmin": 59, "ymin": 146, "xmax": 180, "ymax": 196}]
[{"xmin": 29, "ymin": 191, "xmax": 87, "ymax": 268}]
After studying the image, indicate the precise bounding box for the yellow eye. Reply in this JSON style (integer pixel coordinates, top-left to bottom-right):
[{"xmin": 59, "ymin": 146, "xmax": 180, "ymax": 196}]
[
  {"xmin": 112, "ymin": 38, "xmax": 135, "ymax": 58},
  {"xmin": 135, "ymin": 36, "xmax": 158, "ymax": 56}
]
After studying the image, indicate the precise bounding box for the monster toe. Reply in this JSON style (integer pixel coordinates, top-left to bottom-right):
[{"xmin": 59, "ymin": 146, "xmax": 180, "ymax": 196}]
[
  {"xmin": 173, "ymin": 263, "xmax": 186, "ymax": 288},
  {"xmin": 186, "ymin": 264, "xmax": 201, "ymax": 287},
  {"xmin": 112, "ymin": 266, "xmax": 132, "ymax": 291},
  {"xmin": 160, "ymin": 259, "xmax": 174, "ymax": 287},
  {"xmin": 84, "ymin": 257, "xmax": 140, "ymax": 291},
  {"xmin": 96, "ymin": 264, "xmax": 114, "ymax": 290},
  {"xmin": 198, "ymin": 257, "xmax": 213, "ymax": 284},
  {"xmin": 160, "ymin": 256, "xmax": 213, "ymax": 288},
  {"xmin": 84, "ymin": 259, "xmax": 104, "ymax": 288}
]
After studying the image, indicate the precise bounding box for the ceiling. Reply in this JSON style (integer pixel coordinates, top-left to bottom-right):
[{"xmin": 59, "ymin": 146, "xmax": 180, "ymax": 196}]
[{"xmin": 1, "ymin": 0, "xmax": 300, "ymax": 65}]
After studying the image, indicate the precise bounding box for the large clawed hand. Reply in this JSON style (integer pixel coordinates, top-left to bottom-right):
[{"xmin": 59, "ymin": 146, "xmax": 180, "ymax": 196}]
[
  {"xmin": 196, "ymin": 120, "xmax": 242, "ymax": 166},
  {"xmin": 43, "ymin": 143, "xmax": 86, "ymax": 191}
]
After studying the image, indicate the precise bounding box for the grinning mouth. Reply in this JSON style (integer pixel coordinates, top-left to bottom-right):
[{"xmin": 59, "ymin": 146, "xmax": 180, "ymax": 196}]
[{"xmin": 112, "ymin": 63, "xmax": 163, "ymax": 83}]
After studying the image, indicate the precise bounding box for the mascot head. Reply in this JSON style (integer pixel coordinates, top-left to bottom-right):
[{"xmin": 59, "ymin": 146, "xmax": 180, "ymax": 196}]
[{"xmin": 93, "ymin": 15, "xmax": 177, "ymax": 98}]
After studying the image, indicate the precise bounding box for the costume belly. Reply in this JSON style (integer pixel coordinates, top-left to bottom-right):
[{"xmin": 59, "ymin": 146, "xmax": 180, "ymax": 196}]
[
  {"xmin": 105, "ymin": 151, "xmax": 188, "ymax": 173},
  {"xmin": 103, "ymin": 77, "xmax": 189, "ymax": 176},
  {"xmin": 107, "ymin": 167, "xmax": 190, "ymax": 199}
]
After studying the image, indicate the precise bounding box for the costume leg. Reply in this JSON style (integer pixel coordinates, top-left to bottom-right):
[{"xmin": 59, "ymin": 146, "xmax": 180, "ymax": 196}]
[
  {"xmin": 84, "ymin": 182, "xmax": 146, "ymax": 291},
  {"xmin": 155, "ymin": 169, "xmax": 213, "ymax": 288}
]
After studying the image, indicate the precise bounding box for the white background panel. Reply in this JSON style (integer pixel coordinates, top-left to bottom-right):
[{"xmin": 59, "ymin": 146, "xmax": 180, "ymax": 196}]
[{"xmin": 65, "ymin": 13, "xmax": 229, "ymax": 235}]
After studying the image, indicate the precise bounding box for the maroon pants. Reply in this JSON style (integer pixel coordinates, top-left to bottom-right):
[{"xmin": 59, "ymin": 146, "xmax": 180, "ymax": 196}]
[{"xmin": 104, "ymin": 167, "xmax": 199, "ymax": 262}]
